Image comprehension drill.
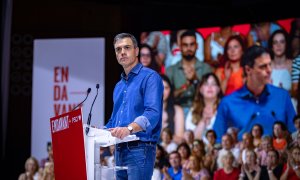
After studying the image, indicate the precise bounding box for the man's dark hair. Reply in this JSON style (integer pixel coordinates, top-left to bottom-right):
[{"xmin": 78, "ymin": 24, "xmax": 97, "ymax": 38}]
[
  {"xmin": 241, "ymin": 45, "xmax": 270, "ymax": 75},
  {"xmin": 113, "ymin": 33, "xmax": 138, "ymax": 48},
  {"xmin": 168, "ymin": 150, "xmax": 180, "ymax": 160},
  {"xmin": 241, "ymin": 45, "xmax": 270, "ymax": 68},
  {"xmin": 180, "ymin": 30, "xmax": 196, "ymax": 41}
]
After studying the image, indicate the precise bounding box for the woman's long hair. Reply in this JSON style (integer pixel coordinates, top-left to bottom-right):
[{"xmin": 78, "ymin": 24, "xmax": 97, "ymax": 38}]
[
  {"xmin": 192, "ymin": 73, "xmax": 223, "ymax": 125},
  {"xmin": 220, "ymin": 34, "xmax": 247, "ymax": 67},
  {"xmin": 139, "ymin": 43, "xmax": 160, "ymax": 73},
  {"xmin": 161, "ymin": 74, "xmax": 175, "ymax": 134},
  {"xmin": 268, "ymin": 29, "xmax": 293, "ymax": 60}
]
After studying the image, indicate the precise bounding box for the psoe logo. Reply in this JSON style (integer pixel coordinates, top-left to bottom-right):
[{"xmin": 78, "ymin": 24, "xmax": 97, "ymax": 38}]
[{"xmin": 51, "ymin": 115, "xmax": 69, "ymax": 133}]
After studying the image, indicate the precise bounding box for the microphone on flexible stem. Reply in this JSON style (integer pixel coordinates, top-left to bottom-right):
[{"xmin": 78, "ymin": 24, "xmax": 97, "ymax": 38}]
[
  {"xmin": 250, "ymin": 113, "xmax": 257, "ymax": 121},
  {"xmin": 271, "ymin": 110, "xmax": 284, "ymax": 124},
  {"xmin": 85, "ymin": 84, "xmax": 99, "ymax": 135},
  {"xmin": 271, "ymin": 111, "xmax": 276, "ymax": 119},
  {"xmin": 245, "ymin": 112, "xmax": 257, "ymax": 131},
  {"xmin": 71, "ymin": 88, "xmax": 91, "ymax": 111}
]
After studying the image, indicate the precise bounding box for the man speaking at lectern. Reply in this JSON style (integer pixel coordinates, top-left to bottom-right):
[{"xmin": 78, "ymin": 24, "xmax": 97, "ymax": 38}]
[{"xmin": 104, "ymin": 33, "xmax": 164, "ymax": 180}]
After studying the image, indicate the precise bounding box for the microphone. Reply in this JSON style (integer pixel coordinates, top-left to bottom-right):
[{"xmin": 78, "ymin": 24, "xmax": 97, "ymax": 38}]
[
  {"xmin": 71, "ymin": 88, "xmax": 91, "ymax": 111},
  {"xmin": 85, "ymin": 84, "xmax": 99, "ymax": 135},
  {"xmin": 271, "ymin": 111, "xmax": 276, "ymax": 119},
  {"xmin": 250, "ymin": 113, "xmax": 257, "ymax": 121},
  {"xmin": 271, "ymin": 110, "xmax": 284, "ymax": 124}
]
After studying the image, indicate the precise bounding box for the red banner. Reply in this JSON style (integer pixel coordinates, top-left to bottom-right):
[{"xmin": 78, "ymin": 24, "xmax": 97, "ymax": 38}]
[{"xmin": 50, "ymin": 108, "xmax": 87, "ymax": 180}]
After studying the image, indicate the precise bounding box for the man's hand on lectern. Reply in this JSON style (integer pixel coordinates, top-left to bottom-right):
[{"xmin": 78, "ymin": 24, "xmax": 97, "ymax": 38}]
[{"xmin": 109, "ymin": 127, "xmax": 130, "ymax": 139}]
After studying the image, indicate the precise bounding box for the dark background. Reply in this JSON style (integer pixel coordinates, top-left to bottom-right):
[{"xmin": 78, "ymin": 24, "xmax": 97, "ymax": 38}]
[{"xmin": 1, "ymin": 0, "xmax": 299, "ymax": 178}]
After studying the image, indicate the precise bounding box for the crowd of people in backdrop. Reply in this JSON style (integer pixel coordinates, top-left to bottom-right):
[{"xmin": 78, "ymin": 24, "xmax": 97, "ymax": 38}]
[
  {"xmin": 19, "ymin": 18, "xmax": 300, "ymax": 180},
  {"xmin": 19, "ymin": 143, "xmax": 54, "ymax": 180}
]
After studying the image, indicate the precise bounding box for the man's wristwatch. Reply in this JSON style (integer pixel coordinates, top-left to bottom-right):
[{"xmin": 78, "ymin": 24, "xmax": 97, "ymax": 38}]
[{"xmin": 127, "ymin": 125, "xmax": 133, "ymax": 134}]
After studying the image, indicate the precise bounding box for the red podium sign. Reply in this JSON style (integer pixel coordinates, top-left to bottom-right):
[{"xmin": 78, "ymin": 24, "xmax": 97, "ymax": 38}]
[{"xmin": 50, "ymin": 108, "xmax": 87, "ymax": 180}]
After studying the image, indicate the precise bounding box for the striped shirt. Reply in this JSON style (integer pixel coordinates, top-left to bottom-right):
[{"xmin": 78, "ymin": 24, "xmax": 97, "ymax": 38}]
[{"xmin": 292, "ymin": 54, "xmax": 300, "ymax": 83}]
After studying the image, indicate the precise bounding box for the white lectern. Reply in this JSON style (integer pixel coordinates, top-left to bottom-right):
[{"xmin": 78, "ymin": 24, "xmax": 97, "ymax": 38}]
[
  {"xmin": 84, "ymin": 124, "xmax": 139, "ymax": 180},
  {"xmin": 50, "ymin": 108, "xmax": 139, "ymax": 180}
]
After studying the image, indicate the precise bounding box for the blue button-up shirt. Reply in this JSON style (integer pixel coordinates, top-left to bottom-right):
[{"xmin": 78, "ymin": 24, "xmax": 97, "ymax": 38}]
[
  {"xmin": 213, "ymin": 84, "xmax": 296, "ymax": 142},
  {"xmin": 164, "ymin": 167, "xmax": 182, "ymax": 180},
  {"xmin": 105, "ymin": 63, "xmax": 164, "ymax": 142}
]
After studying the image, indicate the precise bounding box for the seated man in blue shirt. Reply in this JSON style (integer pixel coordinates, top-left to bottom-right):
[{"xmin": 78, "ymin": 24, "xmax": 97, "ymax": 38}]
[
  {"xmin": 213, "ymin": 45, "xmax": 296, "ymax": 142},
  {"xmin": 162, "ymin": 151, "xmax": 183, "ymax": 180},
  {"xmin": 105, "ymin": 33, "xmax": 164, "ymax": 180}
]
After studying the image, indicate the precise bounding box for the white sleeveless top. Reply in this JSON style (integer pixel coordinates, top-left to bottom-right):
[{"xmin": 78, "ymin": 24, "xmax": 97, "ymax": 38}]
[
  {"xmin": 185, "ymin": 109, "xmax": 217, "ymax": 144},
  {"xmin": 271, "ymin": 68, "xmax": 291, "ymax": 91},
  {"xmin": 210, "ymin": 32, "xmax": 224, "ymax": 61}
]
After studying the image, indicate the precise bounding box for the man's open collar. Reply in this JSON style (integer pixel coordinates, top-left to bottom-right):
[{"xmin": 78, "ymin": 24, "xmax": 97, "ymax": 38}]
[
  {"xmin": 239, "ymin": 84, "xmax": 270, "ymax": 99},
  {"xmin": 121, "ymin": 63, "xmax": 143, "ymax": 79}
]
